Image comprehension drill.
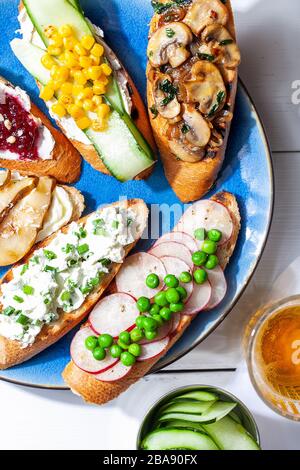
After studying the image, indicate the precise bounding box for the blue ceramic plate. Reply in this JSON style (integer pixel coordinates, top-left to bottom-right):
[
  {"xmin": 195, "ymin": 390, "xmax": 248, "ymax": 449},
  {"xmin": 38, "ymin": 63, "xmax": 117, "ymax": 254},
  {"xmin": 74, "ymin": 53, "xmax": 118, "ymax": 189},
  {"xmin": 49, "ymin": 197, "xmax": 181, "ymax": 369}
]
[{"xmin": 0, "ymin": 0, "xmax": 273, "ymax": 388}]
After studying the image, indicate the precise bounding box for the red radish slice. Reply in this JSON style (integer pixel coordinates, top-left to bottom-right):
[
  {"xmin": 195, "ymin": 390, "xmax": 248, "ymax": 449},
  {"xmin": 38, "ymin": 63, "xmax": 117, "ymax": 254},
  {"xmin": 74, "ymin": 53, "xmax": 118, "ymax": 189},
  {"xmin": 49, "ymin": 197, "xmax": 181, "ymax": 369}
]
[
  {"xmin": 116, "ymin": 253, "xmax": 166, "ymax": 299},
  {"xmin": 205, "ymin": 266, "xmax": 227, "ymax": 310},
  {"xmin": 94, "ymin": 361, "xmax": 132, "ymax": 383},
  {"xmin": 160, "ymin": 256, "xmax": 194, "ymax": 302},
  {"xmin": 71, "ymin": 327, "xmax": 118, "ymax": 374},
  {"xmin": 183, "ymin": 280, "xmax": 212, "ymax": 316},
  {"xmin": 137, "ymin": 336, "xmax": 170, "ymax": 362},
  {"xmin": 89, "ymin": 293, "xmax": 139, "ymax": 337},
  {"xmin": 174, "ymin": 200, "xmax": 233, "ymax": 246},
  {"xmin": 139, "ymin": 319, "xmax": 173, "ymax": 345},
  {"xmin": 171, "ymin": 313, "xmax": 181, "ymax": 334},
  {"xmin": 154, "ymin": 231, "xmax": 198, "ymax": 253},
  {"xmin": 149, "ymin": 242, "xmax": 193, "ymax": 269}
]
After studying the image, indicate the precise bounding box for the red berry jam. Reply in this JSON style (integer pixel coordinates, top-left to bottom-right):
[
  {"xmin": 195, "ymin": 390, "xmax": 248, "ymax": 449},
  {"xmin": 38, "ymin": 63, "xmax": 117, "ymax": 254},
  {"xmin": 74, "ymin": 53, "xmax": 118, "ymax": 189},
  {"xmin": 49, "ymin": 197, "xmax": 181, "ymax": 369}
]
[{"xmin": 0, "ymin": 92, "xmax": 40, "ymax": 160}]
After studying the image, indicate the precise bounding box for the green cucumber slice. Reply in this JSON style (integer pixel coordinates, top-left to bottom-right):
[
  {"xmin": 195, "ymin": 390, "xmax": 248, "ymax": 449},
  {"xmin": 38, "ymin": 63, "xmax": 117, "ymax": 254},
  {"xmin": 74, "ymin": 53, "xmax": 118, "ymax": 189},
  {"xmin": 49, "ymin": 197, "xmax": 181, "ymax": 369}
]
[
  {"xmin": 173, "ymin": 391, "xmax": 219, "ymax": 402},
  {"xmin": 160, "ymin": 400, "xmax": 216, "ymax": 415},
  {"xmin": 159, "ymin": 402, "xmax": 237, "ymax": 424},
  {"xmin": 158, "ymin": 419, "xmax": 207, "ymax": 434},
  {"xmin": 229, "ymin": 411, "xmax": 242, "ymax": 424},
  {"xmin": 141, "ymin": 429, "xmax": 219, "ymax": 450},
  {"xmin": 202, "ymin": 416, "xmax": 260, "ymax": 450},
  {"xmin": 10, "ymin": 39, "xmax": 49, "ymax": 85}
]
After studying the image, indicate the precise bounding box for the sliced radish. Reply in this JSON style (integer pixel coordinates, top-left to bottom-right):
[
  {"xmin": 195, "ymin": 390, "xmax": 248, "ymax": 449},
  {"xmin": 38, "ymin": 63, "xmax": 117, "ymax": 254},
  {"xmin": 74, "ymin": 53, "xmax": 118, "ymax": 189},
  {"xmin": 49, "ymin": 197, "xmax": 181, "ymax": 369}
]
[
  {"xmin": 160, "ymin": 256, "xmax": 194, "ymax": 302},
  {"xmin": 94, "ymin": 361, "xmax": 132, "ymax": 383},
  {"xmin": 140, "ymin": 319, "xmax": 173, "ymax": 345},
  {"xmin": 71, "ymin": 327, "xmax": 118, "ymax": 374},
  {"xmin": 183, "ymin": 280, "xmax": 212, "ymax": 316},
  {"xmin": 149, "ymin": 242, "xmax": 193, "ymax": 269},
  {"xmin": 154, "ymin": 231, "xmax": 198, "ymax": 253},
  {"xmin": 174, "ymin": 200, "xmax": 233, "ymax": 246},
  {"xmin": 205, "ymin": 266, "xmax": 227, "ymax": 310},
  {"xmin": 89, "ymin": 293, "xmax": 139, "ymax": 337},
  {"xmin": 116, "ymin": 253, "xmax": 166, "ymax": 299},
  {"xmin": 171, "ymin": 313, "xmax": 181, "ymax": 334},
  {"xmin": 137, "ymin": 336, "xmax": 170, "ymax": 362}
]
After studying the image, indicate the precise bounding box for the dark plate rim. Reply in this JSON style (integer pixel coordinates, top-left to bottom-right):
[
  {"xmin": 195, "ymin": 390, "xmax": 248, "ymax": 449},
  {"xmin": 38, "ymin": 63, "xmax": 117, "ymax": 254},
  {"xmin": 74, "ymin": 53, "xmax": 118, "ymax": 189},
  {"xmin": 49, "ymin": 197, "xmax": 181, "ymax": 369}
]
[{"xmin": 0, "ymin": 78, "xmax": 274, "ymax": 391}]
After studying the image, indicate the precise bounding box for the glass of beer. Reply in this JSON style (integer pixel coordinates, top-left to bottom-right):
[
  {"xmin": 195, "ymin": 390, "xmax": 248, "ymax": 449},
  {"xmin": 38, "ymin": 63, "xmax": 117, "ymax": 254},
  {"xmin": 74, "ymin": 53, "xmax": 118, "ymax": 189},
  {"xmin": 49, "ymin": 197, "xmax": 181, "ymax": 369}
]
[{"xmin": 245, "ymin": 295, "xmax": 300, "ymax": 421}]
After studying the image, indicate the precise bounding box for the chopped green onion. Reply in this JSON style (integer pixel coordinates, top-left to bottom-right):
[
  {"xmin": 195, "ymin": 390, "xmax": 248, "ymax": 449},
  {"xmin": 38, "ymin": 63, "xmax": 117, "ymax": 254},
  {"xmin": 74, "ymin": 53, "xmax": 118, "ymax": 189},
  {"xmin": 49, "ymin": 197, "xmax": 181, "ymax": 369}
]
[
  {"xmin": 3, "ymin": 306, "xmax": 15, "ymax": 316},
  {"xmin": 112, "ymin": 220, "xmax": 119, "ymax": 229},
  {"xmin": 21, "ymin": 264, "xmax": 29, "ymax": 276},
  {"xmin": 62, "ymin": 243, "xmax": 75, "ymax": 254},
  {"xmin": 43, "ymin": 250, "xmax": 57, "ymax": 260},
  {"xmin": 61, "ymin": 291, "xmax": 71, "ymax": 302},
  {"xmin": 13, "ymin": 295, "xmax": 24, "ymax": 304},
  {"xmin": 75, "ymin": 227, "xmax": 87, "ymax": 239},
  {"xmin": 77, "ymin": 244, "xmax": 89, "ymax": 255},
  {"xmin": 93, "ymin": 219, "xmax": 107, "ymax": 236},
  {"xmin": 219, "ymin": 39, "xmax": 233, "ymax": 46},
  {"xmin": 44, "ymin": 265, "xmax": 57, "ymax": 272},
  {"xmin": 67, "ymin": 259, "xmax": 78, "ymax": 268},
  {"xmin": 16, "ymin": 314, "xmax": 30, "ymax": 325},
  {"xmin": 30, "ymin": 256, "xmax": 40, "ymax": 265},
  {"xmin": 23, "ymin": 285, "xmax": 35, "ymax": 296},
  {"xmin": 44, "ymin": 298, "xmax": 50, "ymax": 305},
  {"xmin": 100, "ymin": 258, "xmax": 111, "ymax": 267}
]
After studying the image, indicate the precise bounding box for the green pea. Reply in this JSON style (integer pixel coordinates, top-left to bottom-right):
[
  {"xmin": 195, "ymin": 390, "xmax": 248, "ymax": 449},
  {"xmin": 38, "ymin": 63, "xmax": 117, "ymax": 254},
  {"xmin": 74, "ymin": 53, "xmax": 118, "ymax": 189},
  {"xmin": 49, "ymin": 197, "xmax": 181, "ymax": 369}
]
[
  {"xmin": 146, "ymin": 273, "xmax": 160, "ymax": 289},
  {"xmin": 143, "ymin": 317, "xmax": 158, "ymax": 332},
  {"xmin": 205, "ymin": 254, "xmax": 219, "ymax": 270},
  {"xmin": 179, "ymin": 271, "xmax": 192, "ymax": 283},
  {"xmin": 130, "ymin": 327, "xmax": 144, "ymax": 343},
  {"xmin": 177, "ymin": 286, "xmax": 188, "ymax": 301},
  {"xmin": 154, "ymin": 291, "xmax": 168, "ymax": 307},
  {"xmin": 119, "ymin": 331, "xmax": 131, "ymax": 345},
  {"xmin": 118, "ymin": 339, "xmax": 129, "ymax": 350},
  {"xmin": 152, "ymin": 314, "xmax": 164, "ymax": 327},
  {"xmin": 128, "ymin": 343, "xmax": 142, "ymax": 357},
  {"xmin": 110, "ymin": 344, "xmax": 123, "ymax": 358},
  {"xmin": 192, "ymin": 251, "xmax": 208, "ymax": 266},
  {"xmin": 207, "ymin": 229, "xmax": 222, "ymax": 243},
  {"xmin": 170, "ymin": 302, "xmax": 184, "ymax": 313},
  {"xmin": 121, "ymin": 351, "xmax": 136, "ymax": 367},
  {"xmin": 85, "ymin": 335, "xmax": 98, "ymax": 351},
  {"xmin": 145, "ymin": 330, "xmax": 158, "ymax": 341},
  {"xmin": 194, "ymin": 228, "xmax": 206, "ymax": 241},
  {"xmin": 149, "ymin": 303, "xmax": 160, "ymax": 316},
  {"xmin": 164, "ymin": 274, "xmax": 179, "ymax": 288},
  {"xmin": 194, "ymin": 268, "xmax": 208, "ymax": 285},
  {"xmin": 135, "ymin": 316, "xmax": 144, "ymax": 329},
  {"xmin": 98, "ymin": 334, "xmax": 113, "ymax": 349},
  {"xmin": 93, "ymin": 347, "xmax": 106, "ymax": 361},
  {"xmin": 202, "ymin": 239, "xmax": 217, "ymax": 255},
  {"xmin": 166, "ymin": 287, "xmax": 180, "ymax": 304},
  {"xmin": 160, "ymin": 307, "xmax": 172, "ymax": 321},
  {"xmin": 137, "ymin": 296, "xmax": 151, "ymax": 313}
]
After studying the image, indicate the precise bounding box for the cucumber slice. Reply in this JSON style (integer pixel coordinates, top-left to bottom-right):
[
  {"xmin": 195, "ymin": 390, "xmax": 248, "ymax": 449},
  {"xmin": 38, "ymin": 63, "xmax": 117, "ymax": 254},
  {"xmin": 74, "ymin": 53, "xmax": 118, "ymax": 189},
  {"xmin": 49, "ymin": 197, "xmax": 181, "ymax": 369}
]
[
  {"xmin": 159, "ymin": 402, "xmax": 237, "ymax": 424},
  {"xmin": 10, "ymin": 39, "xmax": 49, "ymax": 85},
  {"xmin": 158, "ymin": 419, "xmax": 207, "ymax": 434},
  {"xmin": 229, "ymin": 411, "xmax": 242, "ymax": 424},
  {"xmin": 141, "ymin": 429, "xmax": 219, "ymax": 450},
  {"xmin": 160, "ymin": 400, "xmax": 216, "ymax": 415},
  {"xmin": 202, "ymin": 416, "xmax": 260, "ymax": 450},
  {"xmin": 173, "ymin": 391, "xmax": 219, "ymax": 402}
]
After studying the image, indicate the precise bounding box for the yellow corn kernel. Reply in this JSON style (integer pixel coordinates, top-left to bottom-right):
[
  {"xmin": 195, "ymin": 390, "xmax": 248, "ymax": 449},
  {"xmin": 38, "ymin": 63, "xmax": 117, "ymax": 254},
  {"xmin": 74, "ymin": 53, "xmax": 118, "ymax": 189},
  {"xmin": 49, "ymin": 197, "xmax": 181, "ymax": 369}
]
[
  {"xmin": 92, "ymin": 95, "xmax": 103, "ymax": 106},
  {"xmin": 49, "ymin": 33, "xmax": 63, "ymax": 48},
  {"xmin": 64, "ymin": 51, "xmax": 79, "ymax": 68},
  {"xmin": 41, "ymin": 54, "xmax": 56, "ymax": 70},
  {"xmin": 87, "ymin": 66, "xmax": 102, "ymax": 81},
  {"xmin": 69, "ymin": 66, "xmax": 82, "ymax": 78},
  {"xmin": 74, "ymin": 71, "xmax": 87, "ymax": 85},
  {"xmin": 44, "ymin": 25, "xmax": 57, "ymax": 39},
  {"xmin": 82, "ymin": 99, "xmax": 95, "ymax": 112},
  {"xmin": 93, "ymin": 81, "xmax": 106, "ymax": 95},
  {"xmin": 60, "ymin": 82, "xmax": 73, "ymax": 95},
  {"xmin": 76, "ymin": 116, "xmax": 92, "ymax": 130},
  {"xmin": 59, "ymin": 24, "xmax": 73, "ymax": 38},
  {"xmin": 90, "ymin": 43, "xmax": 104, "ymax": 57},
  {"xmin": 51, "ymin": 65, "xmax": 69, "ymax": 81},
  {"xmin": 48, "ymin": 45, "xmax": 62, "ymax": 56},
  {"xmin": 48, "ymin": 79, "xmax": 64, "ymax": 91},
  {"xmin": 82, "ymin": 87, "xmax": 94, "ymax": 99},
  {"xmin": 72, "ymin": 84, "xmax": 85, "ymax": 96},
  {"xmin": 90, "ymin": 54, "xmax": 100, "ymax": 66},
  {"xmin": 74, "ymin": 43, "xmax": 87, "ymax": 56},
  {"xmin": 79, "ymin": 56, "xmax": 93, "ymax": 68},
  {"xmin": 97, "ymin": 103, "xmax": 110, "ymax": 119},
  {"xmin": 74, "ymin": 99, "xmax": 84, "ymax": 108},
  {"xmin": 39, "ymin": 85, "xmax": 55, "ymax": 101},
  {"xmin": 99, "ymin": 75, "xmax": 109, "ymax": 86},
  {"xmin": 92, "ymin": 118, "xmax": 107, "ymax": 132},
  {"xmin": 63, "ymin": 36, "xmax": 78, "ymax": 51},
  {"xmin": 51, "ymin": 102, "xmax": 66, "ymax": 117},
  {"xmin": 67, "ymin": 104, "xmax": 85, "ymax": 118},
  {"xmin": 81, "ymin": 35, "xmax": 95, "ymax": 51},
  {"xmin": 101, "ymin": 63, "xmax": 112, "ymax": 76},
  {"xmin": 58, "ymin": 94, "xmax": 73, "ymax": 106}
]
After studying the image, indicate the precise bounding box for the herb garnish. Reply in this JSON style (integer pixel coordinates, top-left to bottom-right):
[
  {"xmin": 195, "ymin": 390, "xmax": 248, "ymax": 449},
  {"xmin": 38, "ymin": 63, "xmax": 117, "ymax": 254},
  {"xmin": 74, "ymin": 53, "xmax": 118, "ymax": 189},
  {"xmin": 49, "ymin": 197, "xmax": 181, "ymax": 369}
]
[
  {"xmin": 166, "ymin": 27, "xmax": 175, "ymax": 38},
  {"xmin": 159, "ymin": 79, "xmax": 178, "ymax": 106},
  {"xmin": 219, "ymin": 39, "xmax": 233, "ymax": 46},
  {"xmin": 182, "ymin": 123, "xmax": 191, "ymax": 134},
  {"xmin": 198, "ymin": 53, "xmax": 215, "ymax": 62},
  {"xmin": 207, "ymin": 91, "xmax": 226, "ymax": 117},
  {"xmin": 150, "ymin": 106, "xmax": 158, "ymax": 117},
  {"xmin": 151, "ymin": 0, "xmax": 191, "ymax": 14}
]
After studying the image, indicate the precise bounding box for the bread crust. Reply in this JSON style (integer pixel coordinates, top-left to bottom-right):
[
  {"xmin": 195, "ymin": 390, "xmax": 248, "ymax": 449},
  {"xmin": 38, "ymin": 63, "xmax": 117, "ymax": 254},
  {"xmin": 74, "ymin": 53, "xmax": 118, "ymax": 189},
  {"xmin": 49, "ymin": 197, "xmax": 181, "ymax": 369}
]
[
  {"xmin": 0, "ymin": 77, "xmax": 82, "ymax": 184},
  {"xmin": 0, "ymin": 198, "xmax": 148, "ymax": 369},
  {"xmin": 62, "ymin": 191, "xmax": 241, "ymax": 404},
  {"xmin": 147, "ymin": 0, "xmax": 239, "ymax": 202}
]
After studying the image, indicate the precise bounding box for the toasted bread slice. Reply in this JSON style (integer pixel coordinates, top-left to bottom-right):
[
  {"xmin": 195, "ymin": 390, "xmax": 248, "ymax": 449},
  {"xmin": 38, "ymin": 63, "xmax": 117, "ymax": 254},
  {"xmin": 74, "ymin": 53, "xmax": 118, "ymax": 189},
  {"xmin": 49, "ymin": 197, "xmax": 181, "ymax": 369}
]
[
  {"xmin": 0, "ymin": 198, "xmax": 148, "ymax": 369},
  {"xmin": 0, "ymin": 77, "xmax": 81, "ymax": 184},
  {"xmin": 147, "ymin": 0, "xmax": 239, "ymax": 202},
  {"xmin": 62, "ymin": 192, "xmax": 241, "ymax": 404}
]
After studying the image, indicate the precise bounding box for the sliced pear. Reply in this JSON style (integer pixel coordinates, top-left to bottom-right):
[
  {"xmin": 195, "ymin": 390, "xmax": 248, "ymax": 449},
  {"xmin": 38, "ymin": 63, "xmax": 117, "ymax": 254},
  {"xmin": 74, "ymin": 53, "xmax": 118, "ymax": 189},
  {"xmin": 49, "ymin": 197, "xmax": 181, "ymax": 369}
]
[
  {"xmin": 0, "ymin": 177, "xmax": 38, "ymax": 224},
  {"xmin": 0, "ymin": 177, "xmax": 55, "ymax": 266},
  {"xmin": 0, "ymin": 170, "xmax": 11, "ymax": 188},
  {"xmin": 183, "ymin": 0, "xmax": 229, "ymax": 36}
]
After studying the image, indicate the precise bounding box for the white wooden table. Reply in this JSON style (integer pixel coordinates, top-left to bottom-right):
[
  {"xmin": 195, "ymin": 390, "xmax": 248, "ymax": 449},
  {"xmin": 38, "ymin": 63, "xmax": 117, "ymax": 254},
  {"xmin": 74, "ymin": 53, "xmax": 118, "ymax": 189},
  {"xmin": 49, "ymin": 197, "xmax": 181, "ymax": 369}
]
[{"xmin": 1, "ymin": 0, "xmax": 300, "ymax": 450}]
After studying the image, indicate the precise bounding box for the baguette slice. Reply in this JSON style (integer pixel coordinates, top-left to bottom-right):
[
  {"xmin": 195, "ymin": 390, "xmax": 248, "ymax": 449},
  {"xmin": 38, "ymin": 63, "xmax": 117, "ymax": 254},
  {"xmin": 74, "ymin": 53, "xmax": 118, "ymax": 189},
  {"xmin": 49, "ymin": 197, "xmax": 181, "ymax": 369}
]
[
  {"xmin": 0, "ymin": 77, "xmax": 81, "ymax": 184},
  {"xmin": 0, "ymin": 198, "xmax": 148, "ymax": 369},
  {"xmin": 147, "ymin": 0, "xmax": 239, "ymax": 202},
  {"xmin": 63, "ymin": 191, "xmax": 241, "ymax": 405}
]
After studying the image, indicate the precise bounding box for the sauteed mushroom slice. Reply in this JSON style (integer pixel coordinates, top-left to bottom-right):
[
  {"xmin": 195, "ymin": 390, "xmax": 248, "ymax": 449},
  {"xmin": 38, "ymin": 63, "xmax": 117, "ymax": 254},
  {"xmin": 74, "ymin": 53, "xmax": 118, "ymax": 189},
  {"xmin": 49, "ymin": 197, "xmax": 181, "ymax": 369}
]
[
  {"xmin": 202, "ymin": 24, "xmax": 241, "ymax": 69},
  {"xmin": 184, "ymin": 61, "xmax": 226, "ymax": 116},
  {"xmin": 147, "ymin": 22, "xmax": 193, "ymax": 68},
  {"xmin": 153, "ymin": 75, "xmax": 181, "ymax": 119},
  {"xmin": 169, "ymin": 139, "xmax": 206, "ymax": 163},
  {"xmin": 183, "ymin": 0, "xmax": 229, "ymax": 36},
  {"xmin": 182, "ymin": 104, "xmax": 211, "ymax": 148}
]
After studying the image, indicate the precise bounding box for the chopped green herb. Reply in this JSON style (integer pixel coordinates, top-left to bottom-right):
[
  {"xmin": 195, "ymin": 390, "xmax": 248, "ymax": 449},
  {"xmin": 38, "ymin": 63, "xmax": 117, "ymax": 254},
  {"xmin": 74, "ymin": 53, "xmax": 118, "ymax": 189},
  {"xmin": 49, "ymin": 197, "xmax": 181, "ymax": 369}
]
[
  {"xmin": 90, "ymin": 276, "xmax": 100, "ymax": 287},
  {"xmin": 166, "ymin": 27, "xmax": 175, "ymax": 38},
  {"xmin": 67, "ymin": 259, "xmax": 78, "ymax": 268},
  {"xmin": 23, "ymin": 285, "xmax": 34, "ymax": 296},
  {"xmin": 75, "ymin": 227, "xmax": 87, "ymax": 239},
  {"xmin": 16, "ymin": 314, "xmax": 30, "ymax": 326},
  {"xmin": 13, "ymin": 295, "xmax": 24, "ymax": 304},
  {"xmin": 61, "ymin": 291, "xmax": 71, "ymax": 302},
  {"xmin": 127, "ymin": 218, "xmax": 133, "ymax": 227},
  {"xmin": 219, "ymin": 39, "xmax": 233, "ymax": 46},
  {"xmin": 21, "ymin": 264, "xmax": 29, "ymax": 276},
  {"xmin": 80, "ymin": 285, "xmax": 91, "ymax": 295},
  {"xmin": 67, "ymin": 279, "xmax": 78, "ymax": 292},
  {"xmin": 44, "ymin": 298, "xmax": 50, "ymax": 305},
  {"xmin": 43, "ymin": 250, "xmax": 57, "ymax": 261},
  {"xmin": 181, "ymin": 123, "xmax": 191, "ymax": 134},
  {"xmin": 62, "ymin": 243, "xmax": 75, "ymax": 254},
  {"xmin": 3, "ymin": 306, "xmax": 15, "ymax": 316},
  {"xmin": 198, "ymin": 53, "xmax": 215, "ymax": 62},
  {"xmin": 44, "ymin": 265, "xmax": 57, "ymax": 273},
  {"xmin": 77, "ymin": 244, "xmax": 89, "ymax": 256},
  {"xmin": 208, "ymin": 90, "xmax": 226, "ymax": 117},
  {"xmin": 148, "ymin": 50, "xmax": 153, "ymax": 58},
  {"xmin": 100, "ymin": 258, "xmax": 111, "ymax": 267},
  {"xmin": 30, "ymin": 256, "xmax": 40, "ymax": 265},
  {"xmin": 159, "ymin": 79, "xmax": 178, "ymax": 106},
  {"xmin": 93, "ymin": 218, "xmax": 107, "ymax": 236},
  {"xmin": 151, "ymin": 0, "xmax": 191, "ymax": 14},
  {"xmin": 112, "ymin": 220, "xmax": 119, "ymax": 229},
  {"xmin": 150, "ymin": 106, "xmax": 158, "ymax": 117}
]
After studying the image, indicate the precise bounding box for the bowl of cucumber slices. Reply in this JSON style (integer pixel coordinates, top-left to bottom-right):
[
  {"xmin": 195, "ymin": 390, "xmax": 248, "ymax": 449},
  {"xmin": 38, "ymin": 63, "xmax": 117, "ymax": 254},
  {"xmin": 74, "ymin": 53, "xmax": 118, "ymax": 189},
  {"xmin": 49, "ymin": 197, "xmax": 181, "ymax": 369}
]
[{"xmin": 137, "ymin": 385, "xmax": 261, "ymax": 451}]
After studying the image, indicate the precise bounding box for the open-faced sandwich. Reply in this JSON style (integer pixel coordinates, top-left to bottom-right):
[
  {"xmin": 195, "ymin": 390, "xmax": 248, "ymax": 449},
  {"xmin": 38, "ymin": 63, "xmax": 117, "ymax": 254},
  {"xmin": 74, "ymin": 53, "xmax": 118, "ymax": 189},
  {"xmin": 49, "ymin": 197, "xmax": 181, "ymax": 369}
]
[
  {"xmin": 0, "ymin": 77, "xmax": 81, "ymax": 183},
  {"xmin": 11, "ymin": 0, "xmax": 156, "ymax": 182},
  {"xmin": 0, "ymin": 198, "xmax": 148, "ymax": 369},
  {"xmin": 63, "ymin": 191, "xmax": 241, "ymax": 404},
  {"xmin": 147, "ymin": 0, "xmax": 241, "ymax": 202}
]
